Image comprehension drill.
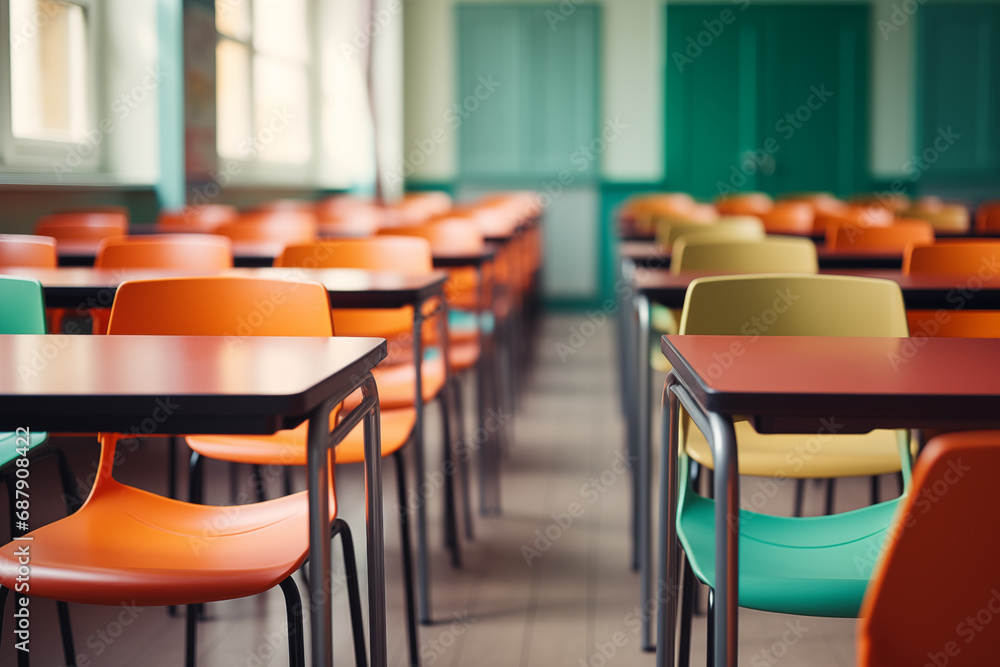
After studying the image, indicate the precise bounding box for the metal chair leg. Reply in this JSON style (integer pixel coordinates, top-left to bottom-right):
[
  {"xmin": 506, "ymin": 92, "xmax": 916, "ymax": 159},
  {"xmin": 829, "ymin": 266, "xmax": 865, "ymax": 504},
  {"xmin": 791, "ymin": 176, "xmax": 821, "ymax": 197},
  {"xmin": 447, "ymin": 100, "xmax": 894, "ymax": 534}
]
[
  {"xmin": 278, "ymin": 577, "xmax": 306, "ymax": 667},
  {"xmin": 331, "ymin": 519, "xmax": 369, "ymax": 667},
  {"xmin": 870, "ymin": 475, "xmax": 880, "ymax": 505},
  {"xmin": 825, "ymin": 478, "xmax": 836, "ymax": 515},
  {"xmin": 57, "ymin": 600, "xmax": 77, "ymax": 666},
  {"xmin": 251, "ymin": 464, "xmax": 266, "ymax": 502},
  {"xmin": 794, "ymin": 478, "xmax": 806, "ymax": 517},
  {"xmin": 453, "ymin": 374, "xmax": 474, "ymax": 540},
  {"xmin": 440, "ymin": 385, "xmax": 461, "ymax": 568},
  {"xmin": 395, "ymin": 450, "xmax": 420, "ymax": 663},
  {"xmin": 706, "ymin": 589, "xmax": 715, "ymax": 667},
  {"xmin": 679, "ymin": 557, "xmax": 695, "ymax": 667},
  {"xmin": 185, "ymin": 603, "xmax": 198, "ymax": 667}
]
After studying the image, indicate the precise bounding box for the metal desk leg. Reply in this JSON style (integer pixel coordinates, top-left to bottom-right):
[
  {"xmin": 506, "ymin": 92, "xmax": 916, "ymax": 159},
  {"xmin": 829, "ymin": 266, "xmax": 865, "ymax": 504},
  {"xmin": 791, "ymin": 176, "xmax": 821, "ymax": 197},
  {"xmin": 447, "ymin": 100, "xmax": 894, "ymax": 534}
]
[
  {"xmin": 413, "ymin": 306, "xmax": 432, "ymax": 624},
  {"xmin": 636, "ymin": 293, "xmax": 653, "ymax": 651},
  {"xmin": 306, "ymin": 398, "xmax": 336, "ymax": 667},
  {"xmin": 708, "ymin": 411, "xmax": 739, "ymax": 667},
  {"xmin": 656, "ymin": 374, "xmax": 682, "ymax": 667},
  {"xmin": 362, "ymin": 377, "xmax": 388, "ymax": 667}
]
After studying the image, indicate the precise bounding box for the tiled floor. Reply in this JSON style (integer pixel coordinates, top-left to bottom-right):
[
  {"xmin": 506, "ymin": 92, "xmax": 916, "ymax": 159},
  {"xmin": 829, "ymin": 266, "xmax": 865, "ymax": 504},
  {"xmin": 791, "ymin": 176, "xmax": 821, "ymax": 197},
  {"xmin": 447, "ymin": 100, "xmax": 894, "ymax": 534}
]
[{"xmin": 1, "ymin": 313, "xmax": 871, "ymax": 666}]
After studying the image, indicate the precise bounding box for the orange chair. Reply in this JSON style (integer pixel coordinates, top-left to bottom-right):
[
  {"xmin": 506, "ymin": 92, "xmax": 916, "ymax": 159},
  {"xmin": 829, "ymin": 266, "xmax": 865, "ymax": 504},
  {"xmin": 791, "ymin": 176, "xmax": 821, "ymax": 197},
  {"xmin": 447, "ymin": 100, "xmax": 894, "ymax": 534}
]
[
  {"xmin": 0, "ymin": 234, "xmax": 58, "ymax": 268},
  {"xmin": 277, "ymin": 238, "xmax": 466, "ymax": 584},
  {"xmin": 215, "ymin": 210, "xmax": 318, "ymax": 245},
  {"xmin": 317, "ymin": 206, "xmax": 384, "ymax": 238},
  {"xmin": 903, "ymin": 242, "xmax": 1000, "ymax": 337},
  {"xmin": 779, "ymin": 192, "xmax": 848, "ymax": 218},
  {"xmin": 814, "ymin": 204, "xmax": 895, "ymax": 235},
  {"xmin": 89, "ymin": 235, "xmax": 235, "ymax": 334},
  {"xmin": 858, "ymin": 431, "xmax": 1000, "ymax": 667},
  {"xmin": 620, "ymin": 193, "xmax": 698, "ymax": 236},
  {"xmin": 826, "ymin": 219, "xmax": 935, "ymax": 251},
  {"xmin": 0, "ymin": 276, "xmax": 371, "ymax": 667},
  {"xmin": 975, "ymin": 200, "xmax": 1000, "ymax": 234},
  {"xmin": 760, "ymin": 201, "xmax": 814, "ymax": 235},
  {"xmin": 155, "ymin": 205, "xmax": 238, "ymax": 233},
  {"xmin": 714, "ymin": 191, "xmax": 772, "ymax": 217},
  {"xmin": 35, "ymin": 211, "xmax": 128, "ymax": 241}
]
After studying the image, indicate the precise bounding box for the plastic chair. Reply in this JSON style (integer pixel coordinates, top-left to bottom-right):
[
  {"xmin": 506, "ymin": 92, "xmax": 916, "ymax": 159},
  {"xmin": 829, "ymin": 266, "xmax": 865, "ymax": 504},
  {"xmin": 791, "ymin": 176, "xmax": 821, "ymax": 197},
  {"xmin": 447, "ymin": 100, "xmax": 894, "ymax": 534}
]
[
  {"xmin": 911, "ymin": 204, "xmax": 970, "ymax": 234},
  {"xmin": 0, "ymin": 234, "xmax": 58, "ymax": 267},
  {"xmin": 621, "ymin": 193, "xmax": 698, "ymax": 236},
  {"xmin": 903, "ymin": 242, "xmax": 1000, "ymax": 337},
  {"xmin": 670, "ymin": 237, "xmax": 818, "ymax": 275},
  {"xmin": 858, "ymin": 430, "xmax": 1000, "ymax": 666},
  {"xmin": 813, "ymin": 204, "xmax": 894, "ymax": 235},
  {"xmin": 0, "ymin": 276, "xmax": 372, "ymax": 667},
  {"xmin": 215, "ymin": 210, "xmax": 318, "ymax": 244},
  {"xmin": 760, "ymin": 201, "xmax": 814, "ymax": 235},
  {"xmin": 89, "ymin": 235, "xmax": 235, "ymax": 334},
  {"xmin": 779, "ymin": 192, "xmax": 847, "ymax": 218},
  {"xmin": 278, "ymin": 239, "xmax": 468, "ymax": 588},
  {"xmin": 672, "ymin": 274, "xmax": 913, "ymax": 664},
  {"xmin": 714, "ymin": 192, "xmax": 773, "ymax": 217},
  {"xmin": 34, "ymin": 212, "xmax": 128, "ymax": 241},
  {"xmin": 155, "ymin": 205, "xmax": 238, "ymax": 233},
  {"xmin": 826, "ymin": 218, "xmax": 935, "ymax": 251},
  {"xmin": 975, "ymin": 200, "xmax": 1000, "ymax": 234},
  {"xmin": 0, "ymin": 276, "xmax": 84, "ymax": 665},
  {"xmin": 656, "ymin": 216, "xmax": 765, "ymax": 249}
]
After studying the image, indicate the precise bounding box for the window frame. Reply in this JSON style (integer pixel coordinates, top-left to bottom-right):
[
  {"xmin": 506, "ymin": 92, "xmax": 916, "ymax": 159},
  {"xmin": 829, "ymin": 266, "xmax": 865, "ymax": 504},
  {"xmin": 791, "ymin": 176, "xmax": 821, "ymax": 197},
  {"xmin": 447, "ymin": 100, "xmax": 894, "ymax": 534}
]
[
  {"xmin": 214, "ymin": 0, "xmax": 320, "ymax": 186},
  {"xmin": 0, "ymin": 0, "xmax": 103, "ymax": 174}
]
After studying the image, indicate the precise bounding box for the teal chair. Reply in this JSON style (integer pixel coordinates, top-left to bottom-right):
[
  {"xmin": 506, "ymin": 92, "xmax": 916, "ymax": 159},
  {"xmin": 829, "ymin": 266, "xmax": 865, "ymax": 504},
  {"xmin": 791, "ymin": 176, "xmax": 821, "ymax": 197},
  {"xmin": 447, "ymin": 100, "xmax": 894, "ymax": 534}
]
[
  {"xmin": 670, "ymin": 275, "xmax": 914, "ymax": 665},
  {"xmin": 0, "ymin": 275, "xmax": 79, "ymax": 664}
]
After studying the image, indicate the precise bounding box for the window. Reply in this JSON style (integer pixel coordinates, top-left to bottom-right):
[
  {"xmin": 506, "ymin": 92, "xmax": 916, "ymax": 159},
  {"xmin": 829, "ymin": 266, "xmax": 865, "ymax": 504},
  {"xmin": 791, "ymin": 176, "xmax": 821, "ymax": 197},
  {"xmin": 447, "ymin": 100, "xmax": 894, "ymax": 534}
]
[
  {"xmin": 1, "ymin": 0, "xmax": 99, "ymax": 169},
  {"xmin": 215, "ymin": 0, "xmax": 313, "ymax": 171}
]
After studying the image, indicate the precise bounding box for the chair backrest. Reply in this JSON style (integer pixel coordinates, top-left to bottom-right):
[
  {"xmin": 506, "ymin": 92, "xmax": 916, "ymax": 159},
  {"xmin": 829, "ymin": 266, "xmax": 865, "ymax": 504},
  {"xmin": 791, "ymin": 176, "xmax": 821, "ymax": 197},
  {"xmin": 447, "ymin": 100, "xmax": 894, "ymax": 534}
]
[
  {"xmin": 95, "ymin": 234, "xmax": 234, "ymax": 270},
  {"xmin": 671, "ymin": 237, "xmax": 819, "ymax": 275},
  {"xmin": 156, "ymin": 205, "xmax": 238, "ymax": 232},
  {"xmin": 317, "ymin": 207, "xmax": 383, "ymax": 238},
  {"xmin": 827, "ymin": 219, "xmax": 935, "ymax": 251},
  {"xmin": 779, "ymin": 192, "xmax": 847, "ymax": 218},
  {"xmin": 0, "ymin": 234, "xmax": 58, "ymax": 268},
  {"xmin": 679, "ymin": 274, "xmax": 909, "ymax": 337},
  {"xmin": 975, "ymin": 201, "xmax": 1000, "ymax": 233},
  {"xmin": 382, "ymin": 218, "xmax": 485, "ymax": 255},
  {"xmin": 714, "ymin": 192, "xmax": 773, "ymax": 217},
  {"xmin": 657, "ymin": 217, "xmax": 765, "ymax": 249},
  {"xmin": 0, "ymin": 275, "xmax": 46, "ymax": 334},
  {"xmin": 917, "ymin": 204, "xmax": 970, "ymax": 233},
  {"xmin": 35, "ymin": 211, "xmax": 129, "ymax": 233},
  {"xmin": 760, "ymin": 201, "xmax": 814, "ymax": 235},
  {"xmin": 904, "ymin": 241, "xmax": 1000, "ymax": 276},
  {"xmin": 215, "ymin": 210, "xmax": 318, "ymax": 244},
  {"xmin": 276, "ymin": 237, "xmax": 434, "ymax": 275},
  {"xmin": 858, "ymin": 430, "xmax": 1000, "ymax": 667},
  {"xmin": 35, "ymin": 211, "xmax": 128, "ymax": 241},
  {"xmin": 814, "ymin": 205, "xmax": 894, "ymax": 235},
  {"xmin": 107, "ymin": 276, "xmax": 333, "ymax": 336}
]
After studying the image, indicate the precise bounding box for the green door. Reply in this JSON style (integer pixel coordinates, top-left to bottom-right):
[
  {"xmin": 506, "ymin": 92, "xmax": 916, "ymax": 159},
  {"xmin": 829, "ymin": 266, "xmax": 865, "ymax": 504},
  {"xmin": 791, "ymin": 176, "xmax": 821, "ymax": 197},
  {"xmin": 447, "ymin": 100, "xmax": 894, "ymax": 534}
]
[{"xmin": 665, "ymin": 4, "xmax": 869, "ymax": 199}]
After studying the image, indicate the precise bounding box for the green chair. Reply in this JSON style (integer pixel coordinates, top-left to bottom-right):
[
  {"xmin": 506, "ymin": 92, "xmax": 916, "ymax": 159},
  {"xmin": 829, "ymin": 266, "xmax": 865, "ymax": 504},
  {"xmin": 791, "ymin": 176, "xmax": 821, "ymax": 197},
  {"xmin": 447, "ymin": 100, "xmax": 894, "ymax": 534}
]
[
  {"xmin": 671, "ymin": 274, "xmax": 913, "ymax": 665},
  {"xmin": 0, "ymin": 275, "xmax": 80, "ymax": 664}
]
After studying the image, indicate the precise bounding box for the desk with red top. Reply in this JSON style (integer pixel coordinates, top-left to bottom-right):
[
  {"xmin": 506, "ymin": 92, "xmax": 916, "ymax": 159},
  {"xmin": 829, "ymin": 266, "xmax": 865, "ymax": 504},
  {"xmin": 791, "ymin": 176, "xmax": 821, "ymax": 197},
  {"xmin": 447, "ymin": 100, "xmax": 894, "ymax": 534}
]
[
  {"xmin": 0, "ymin": 334, "xmax": 388, "ymax": 667},
  {"xmin": 657, "ymin": 335, "xmax": 1000, "ymax": 667}
]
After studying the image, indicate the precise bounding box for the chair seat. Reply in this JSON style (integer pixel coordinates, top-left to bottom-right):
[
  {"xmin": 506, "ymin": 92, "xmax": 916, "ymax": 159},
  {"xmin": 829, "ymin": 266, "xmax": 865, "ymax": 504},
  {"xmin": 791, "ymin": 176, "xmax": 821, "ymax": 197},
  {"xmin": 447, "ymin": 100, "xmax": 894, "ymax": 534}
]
[
  {"xmin": 0, "ymin": 430, "xmax": 47, "ymax": 469},
  {"xmin": 679, "ymin": 489, "xmax": 901, "ymax": 617},
  {"xmin": 186, "ymin": 407, "xmax": 416, "ymax": 466},
  {"xmin": 684, "ymin": 419, "xmax": 907, "ymax": 478},
  {"xmin": 0, "ymin": 480, "xmax": 320, "ymax": 606},
  {"xmin": 343, "ymin": 354, "xmax": 446, "ymax": 411}
]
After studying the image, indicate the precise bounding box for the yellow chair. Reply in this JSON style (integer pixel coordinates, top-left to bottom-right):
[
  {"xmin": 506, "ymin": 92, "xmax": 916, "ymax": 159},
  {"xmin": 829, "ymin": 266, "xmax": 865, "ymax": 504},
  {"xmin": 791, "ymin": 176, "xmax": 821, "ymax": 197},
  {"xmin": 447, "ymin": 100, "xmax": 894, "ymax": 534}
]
[
  {"xmin": 678, "ymin": 274, "xmax": 912, "ymax": 516},
  {"xmin": 654, "ymin": 216, "xmax": 765, "ymax": 250},
  {"xmin": 650, "ymin": 237, "xmax": 817, "ymax": 372},
  {"xmin": 670, "ymin": 237, "xmax": 818, "ymax": 275}
]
